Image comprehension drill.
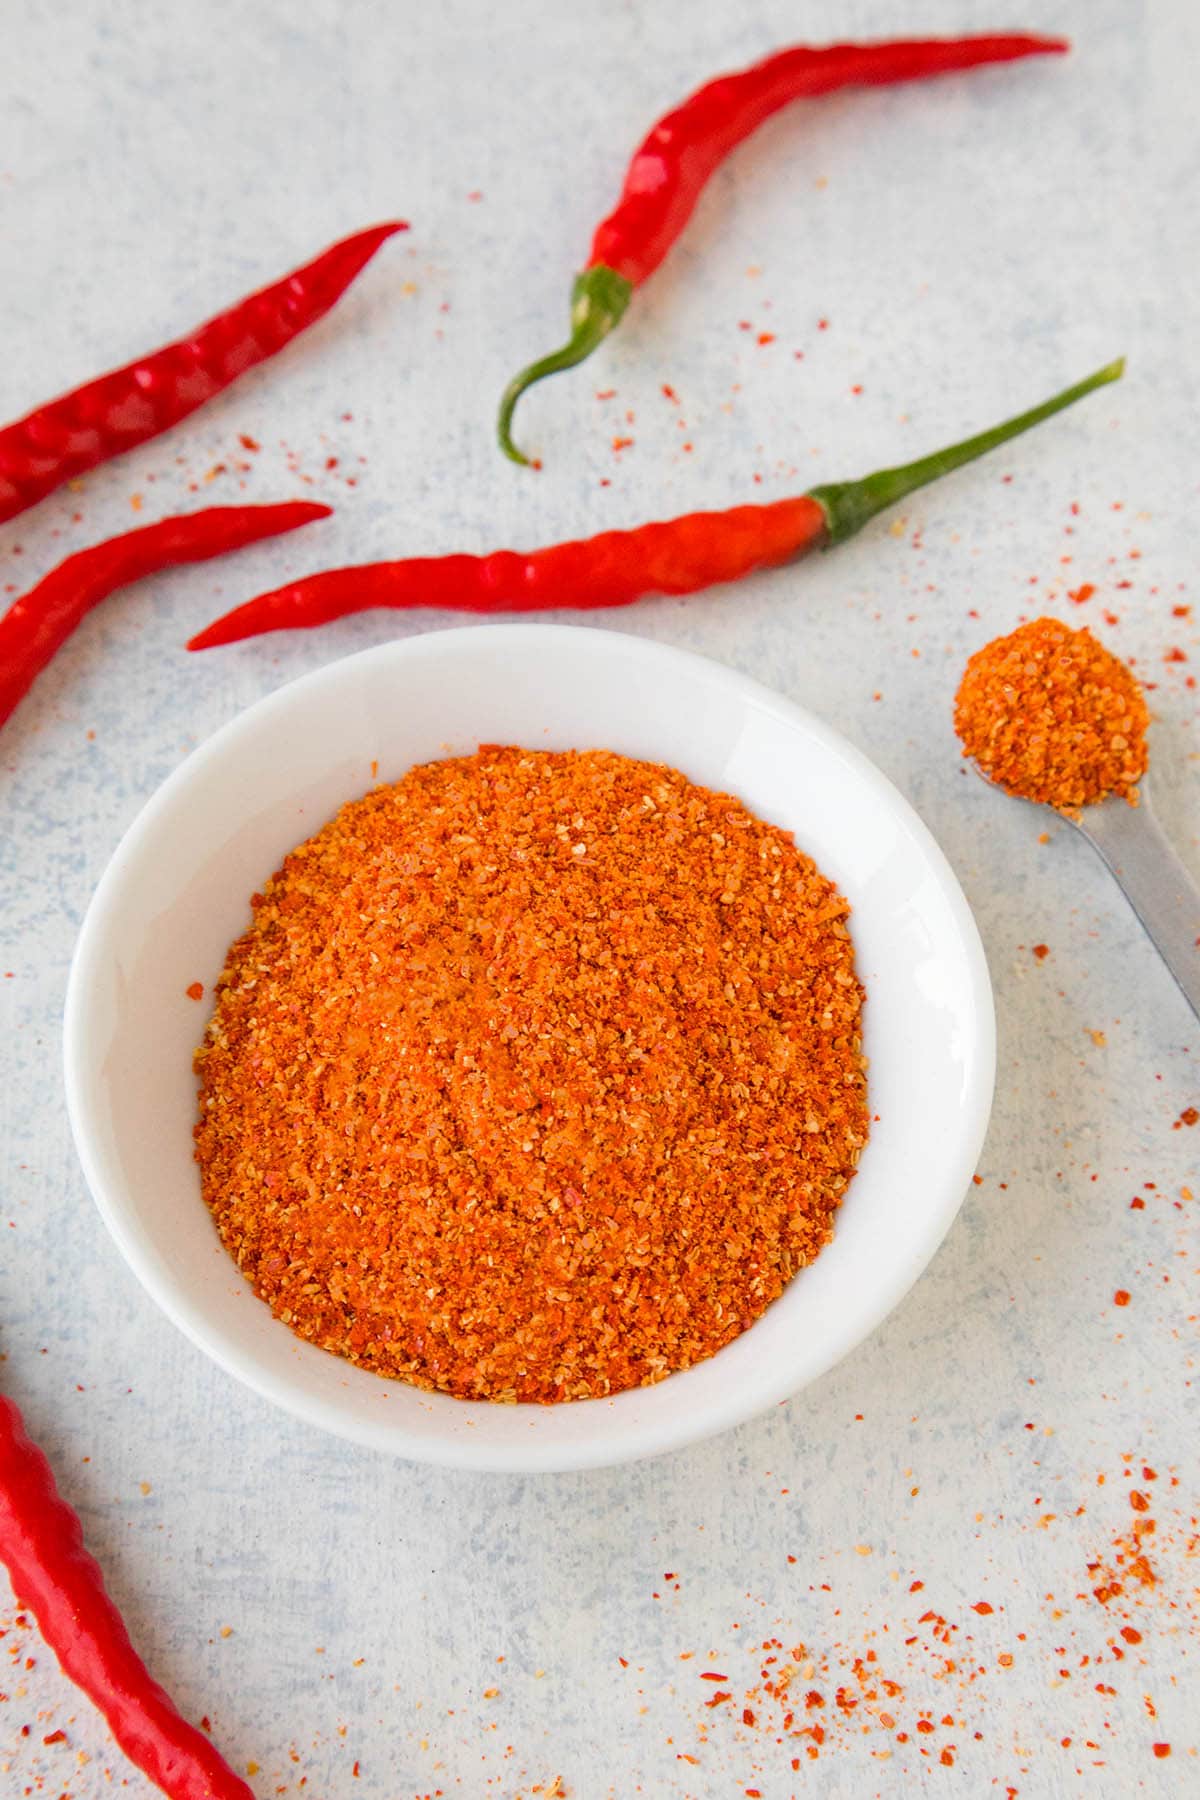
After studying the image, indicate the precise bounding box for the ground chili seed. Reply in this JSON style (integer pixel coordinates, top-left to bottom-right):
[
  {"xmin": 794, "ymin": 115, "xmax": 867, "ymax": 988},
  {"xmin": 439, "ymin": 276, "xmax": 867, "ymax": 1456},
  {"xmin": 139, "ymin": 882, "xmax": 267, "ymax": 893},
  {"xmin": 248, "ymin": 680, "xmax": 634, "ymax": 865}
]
[
  {"xmin": 193, "ymin": 746, "xmax": 867, "ymax": 1403},
  {"xmin": 953, "ymin": 617, "xmax": 1148, "ymax": 815}
]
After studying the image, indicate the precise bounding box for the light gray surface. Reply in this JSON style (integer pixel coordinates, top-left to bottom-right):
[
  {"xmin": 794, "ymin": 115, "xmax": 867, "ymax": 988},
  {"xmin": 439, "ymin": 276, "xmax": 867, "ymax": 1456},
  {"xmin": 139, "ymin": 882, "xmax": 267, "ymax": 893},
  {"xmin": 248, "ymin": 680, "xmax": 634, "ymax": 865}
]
[{"xmin": 1, "ymin": 1, "xmax": 1196, "ymax": 1795}]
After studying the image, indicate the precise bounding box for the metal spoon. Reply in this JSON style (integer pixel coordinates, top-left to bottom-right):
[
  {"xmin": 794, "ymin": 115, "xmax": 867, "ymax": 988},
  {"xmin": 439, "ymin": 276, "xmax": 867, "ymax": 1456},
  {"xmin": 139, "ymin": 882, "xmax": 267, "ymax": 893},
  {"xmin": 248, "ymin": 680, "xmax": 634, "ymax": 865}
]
[
  {"xmin": 982, "ymin": 773, "xmax": 1200, "ymax": 1019},
  {"xmin": 1067, "ymin": 780, "xmax": 1200, "ymax": 1018}
]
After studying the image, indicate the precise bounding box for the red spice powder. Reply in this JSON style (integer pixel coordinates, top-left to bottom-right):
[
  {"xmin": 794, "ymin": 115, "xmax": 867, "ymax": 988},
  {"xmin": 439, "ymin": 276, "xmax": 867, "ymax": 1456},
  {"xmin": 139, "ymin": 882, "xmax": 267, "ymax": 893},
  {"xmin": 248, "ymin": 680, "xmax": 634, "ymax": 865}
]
[
  {"xmin": 954, "ymin": 618, "xmax": 1148, "ymax": 815},
  {"xmin": 194, "ymin": 747, "xmax": 867, "ymax": 1403}
]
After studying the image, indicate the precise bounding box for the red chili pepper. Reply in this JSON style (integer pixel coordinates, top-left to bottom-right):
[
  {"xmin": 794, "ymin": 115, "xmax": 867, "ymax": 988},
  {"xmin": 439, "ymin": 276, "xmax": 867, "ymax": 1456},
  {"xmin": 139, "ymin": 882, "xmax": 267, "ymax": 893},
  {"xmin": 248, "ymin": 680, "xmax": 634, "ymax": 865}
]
[
  {"xmin": 194, "ymin": 360, "xmax": 1121, "ymax": 649},
  {"xmin": 0, "ymin": 223, "xmax": 406, "ymax": 527},
  {"xmin": 0, "ymin": 502, "xmax": 331, "ymax": 729},
  {"xmin": 0, "ymin": 1391, "xmax": 254, "ymax": 1799},
  {"xmin": 496, "ymin": 33, "xmax": 1067, "ymax": 464}
]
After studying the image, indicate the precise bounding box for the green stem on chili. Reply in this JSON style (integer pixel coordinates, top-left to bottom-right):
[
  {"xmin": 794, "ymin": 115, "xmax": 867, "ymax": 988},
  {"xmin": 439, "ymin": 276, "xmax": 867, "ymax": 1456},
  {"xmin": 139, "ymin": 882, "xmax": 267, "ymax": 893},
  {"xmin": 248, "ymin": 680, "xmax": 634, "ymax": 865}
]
[
  {"xmin": 809, "ymin": 357, "xmax": 1124, "ymax": 544},
  {"xmin": 191, "ymin": 359, "xmax": 1122, "ymax": 650},
  {"xmin": 496, "ymin": 33, "xmax": 1068, "ymax": 465},
  {"xmin": 496, "ymin": 267, "xmax": 633, "ymax": 467}
]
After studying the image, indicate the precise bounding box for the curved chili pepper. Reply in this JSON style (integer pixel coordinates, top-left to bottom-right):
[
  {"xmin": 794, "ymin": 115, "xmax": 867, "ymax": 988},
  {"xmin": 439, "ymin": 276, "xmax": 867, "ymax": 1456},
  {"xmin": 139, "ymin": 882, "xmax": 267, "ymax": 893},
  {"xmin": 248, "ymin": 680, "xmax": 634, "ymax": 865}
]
[
  {"xmin": 497, "ymin": 33, "xmax": 1067, "ymax": 465},
  {"xmin": 193, "ymin": 360, "xmax": 1121, "ymax": 649},
  {"xmin": 0, "ymin": 501, "xmax": 331, "ymax": 730},
  {"xmin": 0, "ymin": 222, "xmax": 406, "ymax": 527},
  {"xmin": 0, "ymin": 1391, "xmax": 254, "ymax": 1799}
]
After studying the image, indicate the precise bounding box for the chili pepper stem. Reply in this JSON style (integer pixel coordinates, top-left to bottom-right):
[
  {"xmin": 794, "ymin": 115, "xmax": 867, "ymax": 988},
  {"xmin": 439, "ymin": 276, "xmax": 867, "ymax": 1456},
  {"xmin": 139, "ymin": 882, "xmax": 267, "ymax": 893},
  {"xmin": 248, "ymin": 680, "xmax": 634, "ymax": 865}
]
[
  {"xmin": 497, "ymin": 264, "xmax": 633, "ymax": 465},
  {"xmin": 809, "ymin": 358, "xmax": 1125, "ymax": 546}
]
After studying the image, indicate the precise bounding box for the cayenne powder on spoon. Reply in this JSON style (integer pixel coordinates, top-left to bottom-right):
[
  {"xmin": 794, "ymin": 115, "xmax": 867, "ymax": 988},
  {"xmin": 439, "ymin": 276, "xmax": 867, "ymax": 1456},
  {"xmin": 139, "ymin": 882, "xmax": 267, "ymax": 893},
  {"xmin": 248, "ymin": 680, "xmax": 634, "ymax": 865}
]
[
  {"xmin": 193, "ymin": 746, "xmax": 868, "ymax": 1403},
  {"xmin": 953, "ymin": 616, "xmax": 1149, "ymax": 815}
]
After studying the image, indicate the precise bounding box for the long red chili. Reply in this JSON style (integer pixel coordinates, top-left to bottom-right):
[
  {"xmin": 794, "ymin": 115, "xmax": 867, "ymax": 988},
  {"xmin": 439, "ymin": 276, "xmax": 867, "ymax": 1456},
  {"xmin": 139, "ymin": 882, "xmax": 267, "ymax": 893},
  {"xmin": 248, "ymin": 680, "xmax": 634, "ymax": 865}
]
[
  {"xmin": 0, "ymin": 1391, "xmax": 254, "ymax": 1799},
  {"xmin": 193, "ymin": 360, "xmax": 1121, "ymax": 649},
  {"xmin": 0, "ymin": 502, "xmax": 331, "ymax": 729},
  {"xmin": 496, "ymin": 33, "xmax": 1067, "ymax": 465},
  {"xmin": 0, "ymin": 222, "xmax": 406, "ymax": 527}
]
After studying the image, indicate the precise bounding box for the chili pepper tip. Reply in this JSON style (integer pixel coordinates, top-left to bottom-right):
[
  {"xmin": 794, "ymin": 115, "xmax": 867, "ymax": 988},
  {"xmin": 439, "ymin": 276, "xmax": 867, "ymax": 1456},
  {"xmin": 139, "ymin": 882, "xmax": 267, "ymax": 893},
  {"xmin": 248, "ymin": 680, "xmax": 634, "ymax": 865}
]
[
  {"xmin": 497, "ymin": 264, "xmax": 633, "ymax": 465},
  {"xmin": 361, "ymin": 220, "xmax": 411, "ymax": 242},
  {"xmin": 188, "ymin": 614, "xmax": 257, "ymax": 652},
  {"xmin": 0, "ymin": 224, "xmax": 411, "ymax": 532},
  {"xmin": 278, "ymin": 501, "xmax": 335, "ymax": 523},
  {"xmin": 0, "ymin": 501, "xmax": 337, "ymax": 733}
]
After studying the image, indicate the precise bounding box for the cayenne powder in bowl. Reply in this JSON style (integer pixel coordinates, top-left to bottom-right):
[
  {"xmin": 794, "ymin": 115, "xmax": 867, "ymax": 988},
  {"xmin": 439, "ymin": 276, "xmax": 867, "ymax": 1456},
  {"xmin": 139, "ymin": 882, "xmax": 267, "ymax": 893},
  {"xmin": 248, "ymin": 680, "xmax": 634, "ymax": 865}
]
[
  {"xmin": 953, "ymin": 616, "xmax": 1149, "ymax": 815},
  {"xmin": 193, "ymin": 745, "xmax": 868, "ymax": 1404}
]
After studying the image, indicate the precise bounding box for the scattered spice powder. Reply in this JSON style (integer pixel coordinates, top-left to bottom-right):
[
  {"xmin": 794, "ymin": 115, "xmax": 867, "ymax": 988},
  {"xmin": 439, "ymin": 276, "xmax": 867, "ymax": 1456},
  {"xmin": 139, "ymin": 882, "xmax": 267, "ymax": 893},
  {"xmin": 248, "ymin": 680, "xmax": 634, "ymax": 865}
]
[
  {"xmin": 194, "ymin": 747, "xmax": 867, "ymax": 1403},
  {"xmin": 954, "ymin": 617, "xmax": 1148, "ymax": 815},
  {"xmin": 657, "ymin": 1454, "xmax": 1197, "ymax": 1783}
]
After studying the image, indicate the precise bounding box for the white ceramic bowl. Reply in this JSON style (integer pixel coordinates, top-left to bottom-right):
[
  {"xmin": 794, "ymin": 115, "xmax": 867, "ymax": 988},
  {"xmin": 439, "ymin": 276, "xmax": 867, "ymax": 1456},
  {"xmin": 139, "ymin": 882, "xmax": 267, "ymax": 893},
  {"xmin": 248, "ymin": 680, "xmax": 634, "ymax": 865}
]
[{"xmin": 64, "ymin": 625, "xmax": 993, "ymax": 1472}]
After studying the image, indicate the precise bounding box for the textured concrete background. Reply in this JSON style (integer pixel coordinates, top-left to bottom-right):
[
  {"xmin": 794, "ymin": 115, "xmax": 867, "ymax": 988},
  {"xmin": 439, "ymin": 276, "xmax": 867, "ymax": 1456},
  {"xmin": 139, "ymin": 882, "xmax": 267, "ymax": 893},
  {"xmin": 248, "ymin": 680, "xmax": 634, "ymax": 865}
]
[{"xmin": 1, "ymin": 1, "xmax": 1197, "ymax": 1795}]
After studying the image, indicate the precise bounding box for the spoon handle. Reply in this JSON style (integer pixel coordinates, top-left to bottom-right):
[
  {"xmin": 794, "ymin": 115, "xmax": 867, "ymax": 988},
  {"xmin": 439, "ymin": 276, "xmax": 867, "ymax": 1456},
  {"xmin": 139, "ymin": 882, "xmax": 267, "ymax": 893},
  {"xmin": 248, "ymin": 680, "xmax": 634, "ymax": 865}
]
[{"xmin": 1074, "ymin": 791, "xmax": 1200, "ymax": 1020}]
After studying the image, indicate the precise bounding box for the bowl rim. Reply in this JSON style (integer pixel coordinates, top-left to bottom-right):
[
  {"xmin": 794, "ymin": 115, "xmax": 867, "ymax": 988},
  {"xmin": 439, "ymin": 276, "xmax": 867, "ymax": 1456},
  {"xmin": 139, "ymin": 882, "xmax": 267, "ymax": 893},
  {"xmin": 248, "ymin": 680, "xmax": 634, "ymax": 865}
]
[{"xmin": 64, "ymin": 623, "xmax": 995, "ymax": 1471}]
